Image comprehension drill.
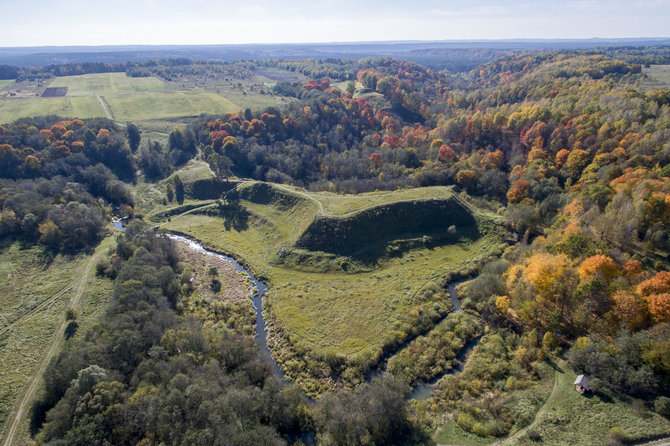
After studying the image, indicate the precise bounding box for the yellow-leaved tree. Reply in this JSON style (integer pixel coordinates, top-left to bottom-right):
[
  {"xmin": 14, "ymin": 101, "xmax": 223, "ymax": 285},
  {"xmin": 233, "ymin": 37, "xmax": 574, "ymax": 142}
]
[{"xmin": 521, "ymin": 253, "xmax": 578, "ymax": 329}]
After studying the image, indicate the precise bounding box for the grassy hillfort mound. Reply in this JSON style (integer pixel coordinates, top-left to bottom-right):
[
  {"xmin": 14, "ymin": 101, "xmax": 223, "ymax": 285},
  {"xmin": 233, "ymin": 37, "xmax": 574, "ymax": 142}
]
[
  {"xmin": 164, "ymin": 181, "xmax": 508, "ymax": 394},
  {"xmin": 295, "ymin": 197, "xmax": 479, "ymax": 258}
]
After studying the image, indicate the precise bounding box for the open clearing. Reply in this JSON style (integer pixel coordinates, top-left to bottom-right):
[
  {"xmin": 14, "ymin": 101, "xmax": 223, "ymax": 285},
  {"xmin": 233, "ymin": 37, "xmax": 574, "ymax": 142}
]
[
  {"xmin": 640, "ymin": 65, "xmax": 670, "ymax": 90},
  {"xmin": 0, "ymin": 96, "xmax": 105, "ymax": 123},
  {"xmin": 104, "ymin": 90, "xmax": 239, "ymax": 121},
  {"xmin": 164, "ymin": 182, "xmax": 507, "ymax": 365},
  {"xmin": 435, "ymin": 361, "xmax": 670, "ymax": 446},
  {"xmin": 0, "ymin": 237, "xmax": 115, "ymax": 445},
  {"xmin": 505, "ymin": 362, "xmax": 670, "ymax": 445},
  {"xmin": 0, "ymin": 80, "xmax": 15, "ymax": 90}
]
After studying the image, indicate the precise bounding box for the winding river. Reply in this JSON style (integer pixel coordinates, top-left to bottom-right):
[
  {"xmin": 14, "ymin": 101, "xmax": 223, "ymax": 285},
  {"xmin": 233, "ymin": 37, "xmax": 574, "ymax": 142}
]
[
  {"xmin": 114, "ymin": 218, "xmax": 479, "ymax": 399},
  {"xmin": 114, "ymin": 219, "xmax": 286, "ymax": 381}
]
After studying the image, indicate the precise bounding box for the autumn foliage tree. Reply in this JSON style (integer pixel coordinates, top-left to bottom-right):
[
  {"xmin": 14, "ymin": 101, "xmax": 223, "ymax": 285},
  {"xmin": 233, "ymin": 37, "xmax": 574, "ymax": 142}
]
[
  {"xmin": 437, "ymin": 145, "xmax": 456, "ymax": 163},
  {"xmin": 512, "ymin": 253, "xmax": 578, "ymax": 330},
  {"xmin": 456, "ymin": 169, "xmax": 477, "ymax": 186},
  {"xmin": 369, "ymin": 152, "xmax": 382, "ymax": 167},
  {"xmin": 637, "ymin": 271, "xmax": 670, "ymax": 322},
  {"xmin": 506, "ymin": 180, "xmax": 530, "ymax": 204},
  {"xmin": 611, "ymin": 290, "xmax": 649, "ymax": 330},
  {"xmin": 578, "ymin": 255, "xmax": 620, "ymax": 281}
]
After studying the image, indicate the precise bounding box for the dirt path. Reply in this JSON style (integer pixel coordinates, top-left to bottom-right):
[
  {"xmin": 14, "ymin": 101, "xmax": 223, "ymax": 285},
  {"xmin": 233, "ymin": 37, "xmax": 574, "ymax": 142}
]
[
  {"xmin": 2, "ymin": 247, "xmax": 102, "ymax": 446},
  {"xmin": 491, "ymin": 368, "xmax": 560, "ymax": 446},
  {"xmin": 434, "ymin": 366, "xmax": 560, "ymax": 446},
  {"xmin": 272, "ymin": 183, "xmax": 324, "ymax": 214},
  {"xmin": 152, "ymin": 201, "xmax": 216, "ymax": 229},
  {"xmin": 96, "ymin": 95, "xmax": 112, "ymax": 119}
]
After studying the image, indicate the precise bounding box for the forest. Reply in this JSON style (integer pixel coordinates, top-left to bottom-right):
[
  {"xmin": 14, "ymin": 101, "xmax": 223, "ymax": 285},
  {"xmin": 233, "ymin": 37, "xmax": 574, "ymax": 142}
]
[{"xmin": 0, "ymin": 46, "xmax": 670, "ymax": 445}]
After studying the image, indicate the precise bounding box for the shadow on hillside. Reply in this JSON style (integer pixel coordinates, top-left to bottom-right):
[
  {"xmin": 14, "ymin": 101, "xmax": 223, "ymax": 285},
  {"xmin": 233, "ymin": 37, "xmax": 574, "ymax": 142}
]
[
  {"xmin": 274, "ymin": 200, "xmax": 493, "ymax": 273},
  {"xmin": 296, "ymin": 198, "xmax": 482, "ymax": 262},
  {"xmin": 217, "ymin": 200, "xmax": 250, "ymax": 232},
  {"xmin": 348, "ymin": 225, "xmax": 481, "ymax": 264}
]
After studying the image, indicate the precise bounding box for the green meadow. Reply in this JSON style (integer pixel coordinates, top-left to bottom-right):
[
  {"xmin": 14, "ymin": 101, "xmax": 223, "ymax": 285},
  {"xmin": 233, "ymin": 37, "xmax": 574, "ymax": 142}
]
[
  {"xmin": 0, "ymin": 96, "xmax": 105, "ymax": 123},
  {"xmin": 0, "ymin": 237, "xmax": 115, "ymax": 444},
  {"xmin": 640, "ymin": 64, "xmax": 670, "ymax": 90},
  {"xmin": 104, "ymin": 90, "xmax": 239, "ymax": 121},
  {"xmin": 163, "ymin": 182, "xmax": 507, "ymax": 383},
  {"xmin": 47, "ymin": 72, "xmax": 165, "ymax": 95}
]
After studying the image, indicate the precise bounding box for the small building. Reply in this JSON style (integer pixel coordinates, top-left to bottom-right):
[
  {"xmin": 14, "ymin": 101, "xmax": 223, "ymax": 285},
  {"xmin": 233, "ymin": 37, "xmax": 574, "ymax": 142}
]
[{"xmin": 574, "ymin": 374, "xmax": 590, "ymax": 394}]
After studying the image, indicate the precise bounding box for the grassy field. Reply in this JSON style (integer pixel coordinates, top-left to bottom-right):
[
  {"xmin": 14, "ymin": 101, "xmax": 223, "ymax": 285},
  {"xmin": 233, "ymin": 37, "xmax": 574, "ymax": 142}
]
[
  {"xmin": 435, "ymin": 421, "xmax": 493, "ymax": 446},
  {"xmin": 0, "ymin": 71, "xmax": 297, "ymax": 125},
  {"xmin": 214, "ymin": 88, "xmax": 295, "ymax": 111},
  {"xmin": 299, "ymin": 185, "xmax": 460, "ymax": 215},
  {"xmin": 164, "ymin": 182, "xmax": 506, "ymax": 364},
  {"xmin": 639, "ymin": 65, "xmax": 670, "ymax": 90},
  {"xmin": 433, "ymin": 358, "xmax": 670, "ymax": 446},
  {"xmin": 0, "ymin": 96, "xmax": 105, "ymax": 123},
  {"xmin": 48, "ymin": 73, "xmax": 165, "ymax": 96},
  {"xmin": 0, "ymin": 237, "xmax": 115, "ymax": 445},
  {"xmin": 0, "ymin": 80, "xmax": 14, "ymax": 90},
  {"xmin": 505, "ymin": 362, "xmax": 670, "ymax": 446},
  {"xmin": 103, "ymin": 90, "xmax": 240, "ymax": 121}
]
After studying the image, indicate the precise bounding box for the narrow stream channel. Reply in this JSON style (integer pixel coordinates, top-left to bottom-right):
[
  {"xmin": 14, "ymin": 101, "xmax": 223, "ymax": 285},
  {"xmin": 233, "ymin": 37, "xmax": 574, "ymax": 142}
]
[
  {"xmin": 166, "ymin": 234, "xmax": 288, "ymax": 383},
  {"xmin": 409, "ymin": 278, "xmax": 481, "ymax": 401}
]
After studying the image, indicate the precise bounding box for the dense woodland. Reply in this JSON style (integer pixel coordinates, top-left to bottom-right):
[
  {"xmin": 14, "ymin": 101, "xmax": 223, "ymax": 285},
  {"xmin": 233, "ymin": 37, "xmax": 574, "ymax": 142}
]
[
  {"xmin": 0, "ymin": 48, "xmax": 670, "ymax": 444},
  {"xmin": 0, "ymin": 118, "xmax": 136, "ymax": 252}
]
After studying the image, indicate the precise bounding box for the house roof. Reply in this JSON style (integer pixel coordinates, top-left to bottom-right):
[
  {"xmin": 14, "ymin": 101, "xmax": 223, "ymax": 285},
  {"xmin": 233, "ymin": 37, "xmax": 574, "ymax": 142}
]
[{"xmin": 574, "ymin": 374, "xmax": 589, "ymax": 386}]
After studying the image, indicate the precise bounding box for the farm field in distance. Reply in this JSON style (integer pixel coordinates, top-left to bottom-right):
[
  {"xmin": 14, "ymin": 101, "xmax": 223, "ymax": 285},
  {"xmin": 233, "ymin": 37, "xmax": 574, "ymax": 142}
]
[
  {"xmin": 639, "ymin": 64, "xmax": 670, "ymax": 89},
  {"xmin": 104, "ymin": 90, "xmax": 239, "ymax": 121},
  {"xmin": 0, "ymin": 95, "xmax": 105, "ymax": 122},
  {"xmin": 47, "ymin": 72, "xmax": 165, "ymax": 95},
  {"xmin": 0, "ymin": 70, "xmax": 298, "ymax": 124}
]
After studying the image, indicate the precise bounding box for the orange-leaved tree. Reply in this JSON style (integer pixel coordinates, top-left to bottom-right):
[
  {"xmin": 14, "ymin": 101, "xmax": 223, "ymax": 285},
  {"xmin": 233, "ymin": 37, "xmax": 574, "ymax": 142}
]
[
  {"xmin": 610, "ymin": 290, "xmax": 649, "ymax": 330},
  {"xmin": 507, "ymin": 180, "xmax": 530, "ymax": 204},
  {"xmin": 578, "ymin": 255, "xmax": 620, "ymax": 281},
  {"xmin": 637, "ymin": 271, "xmax": 670, "ymax": 323}
]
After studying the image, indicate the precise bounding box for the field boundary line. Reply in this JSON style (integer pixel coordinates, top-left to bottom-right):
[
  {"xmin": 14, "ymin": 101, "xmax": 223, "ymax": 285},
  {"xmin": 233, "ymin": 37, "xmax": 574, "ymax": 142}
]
[{"xmin": 96, "ymin": 95, "xmax": 113, "ymax": 119}]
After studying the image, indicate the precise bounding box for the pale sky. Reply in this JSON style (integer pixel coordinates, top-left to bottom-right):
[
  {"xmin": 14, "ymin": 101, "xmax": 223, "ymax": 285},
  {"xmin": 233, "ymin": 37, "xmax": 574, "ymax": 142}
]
[{"xmin": 1, "ymin": 0, "xmax": 669, "ymax": 47}]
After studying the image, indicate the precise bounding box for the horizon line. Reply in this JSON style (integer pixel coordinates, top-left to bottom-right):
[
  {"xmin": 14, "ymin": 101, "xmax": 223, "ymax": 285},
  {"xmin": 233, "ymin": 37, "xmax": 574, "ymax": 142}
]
[{"xmin": 2, "ymin": 37, "xmax": 670, "ymax": 50}]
